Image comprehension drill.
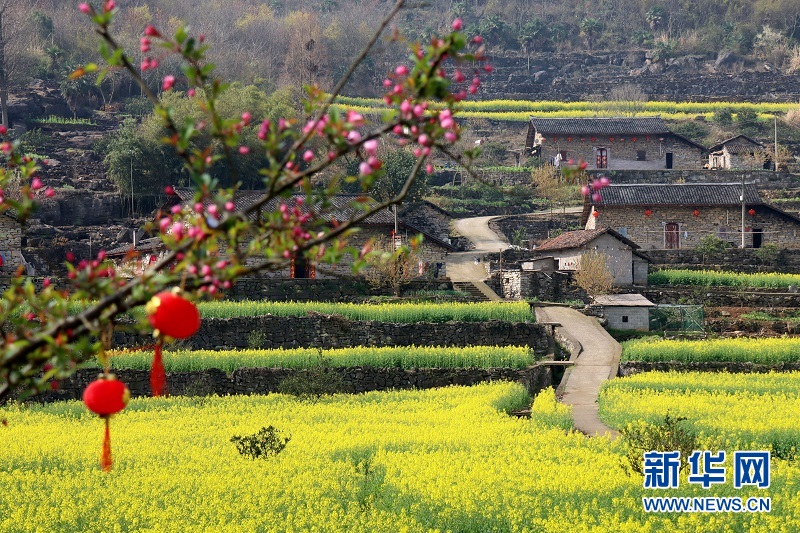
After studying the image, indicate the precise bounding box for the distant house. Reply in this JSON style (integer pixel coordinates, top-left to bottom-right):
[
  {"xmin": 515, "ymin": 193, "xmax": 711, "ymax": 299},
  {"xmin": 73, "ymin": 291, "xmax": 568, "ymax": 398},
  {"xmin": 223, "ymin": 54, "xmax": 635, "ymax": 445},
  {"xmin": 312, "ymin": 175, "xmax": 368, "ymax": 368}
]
[
  {"xmin": 534, "ymin": 228, "xmax": 650, "ymax": 286},
  {"xmin": 583, "ymin": 183, "xmax": 800, "ymax": 249},
  {"xmin": 708, "ymin": 135, "xmax": 770, "ymax": 170},
  {"xmin": 524, "ymin": 116, "xmax": 706, "ymax": 170},
  {"xmin": 592, "ymin": 294, "xmax": 655, "ymax": 331},
  {"xmin": 107, "ymin": 188, "xmax": 454, "ymax": 279}
]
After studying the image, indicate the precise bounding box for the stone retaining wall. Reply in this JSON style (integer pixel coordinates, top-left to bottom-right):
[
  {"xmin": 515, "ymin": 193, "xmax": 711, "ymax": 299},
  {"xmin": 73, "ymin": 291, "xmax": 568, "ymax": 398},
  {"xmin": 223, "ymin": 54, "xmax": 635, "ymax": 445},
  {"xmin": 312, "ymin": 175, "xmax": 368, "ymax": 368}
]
[
  {"xmin": 36, "ymin": 365, "xmax": 553, "ymax": 402},
  {"xmin": 587, "ymin": 170, "xmax": 798, "ymax": 189},
  {"xmin": 647, "ymin": 249, "xmax": 800, "ymax": 274},
  {"xmin": 619, "ymin": 361, "xmax": 800, "ymax": 376},
  {"xmin": 113, "ymin": 315, "xmax": 550, "ymax": 355},
  {"xmin": 643, "ymin": 287, "xmax": 800, "ymax": 307}
]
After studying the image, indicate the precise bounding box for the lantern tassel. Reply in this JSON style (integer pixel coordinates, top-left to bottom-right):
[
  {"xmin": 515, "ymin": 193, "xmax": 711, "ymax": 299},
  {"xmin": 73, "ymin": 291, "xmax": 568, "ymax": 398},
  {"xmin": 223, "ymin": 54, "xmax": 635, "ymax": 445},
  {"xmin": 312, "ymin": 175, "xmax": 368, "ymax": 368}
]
[
  {"xmin": 101, "ymin": 417, "xmax": 113, "ymax": 472},
  {"xmin": 150, "ymin": 339, "xmax": 166, "ymax": 397}
]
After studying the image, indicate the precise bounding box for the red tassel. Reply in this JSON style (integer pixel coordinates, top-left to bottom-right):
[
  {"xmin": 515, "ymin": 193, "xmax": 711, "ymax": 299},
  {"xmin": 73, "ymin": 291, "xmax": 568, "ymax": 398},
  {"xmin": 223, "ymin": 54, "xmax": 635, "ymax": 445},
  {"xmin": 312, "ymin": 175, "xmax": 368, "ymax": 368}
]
[
  {"xmin": 150, "ymin": 340, "xmax": 166, "ymax": 397},
  {"xmin": 101, "ymin": 417, "xmax": 113, "ymax": 472}
]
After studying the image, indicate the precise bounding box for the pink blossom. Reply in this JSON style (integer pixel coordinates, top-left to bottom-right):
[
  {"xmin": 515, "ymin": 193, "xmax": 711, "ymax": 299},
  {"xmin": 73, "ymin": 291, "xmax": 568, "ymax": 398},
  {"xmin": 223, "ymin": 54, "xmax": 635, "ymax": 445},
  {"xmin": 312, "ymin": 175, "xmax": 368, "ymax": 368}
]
[
  {"xmin": 426, "ymin": 164, "xmax": 434, "ymax": 174},
  {"xmin": 162, "ymin": 75, "xmax": 176, "ymax": 91},
  {"xmin": 346, "ymin": 111, "xmax": 365, "ymax": 127},
  {"xmin": 581, "ymin": 185, "xmax": 590, "ymax": 196},
  {"xmin": 468, "ymin": 85, "xmax": 478, "ymax": 94},
  {"xmin": 592, "ymin": 193, "xmax": 602, "ymax": 202},
  {"xmin": 440, "ymin": 117, "xmax": 454, "ymax": 129},
  {"xmin": 187, "ymin": 88, "xmax": 196, "ymax": 97},
  {"xmin": 417, "ymin": 134, "xmax": 430, "ymax": 146},
  {"xmin": 78, "ymin": 3, "xmax": 91, "ymax": 14},
  {"xmin": 394, "ymin": 65, "xmax": 409, "ymax": 76},
  {"xmin": 423, "ymin": 147, "xmax": 431, "ymax": 156},
  {"xmin": 413, "ymin": 104, "xmax": 424, "ymax": 117},
  {"xmin": 347, "ymin": 130, "xmax": 362, "ymax": 144},
  {"xmin": 140, "ymin": 38, "xmax": 151, "ymax": 53},
  {"xmin": 238, "ymin": 146, "xmax": 250, "ymax": 155},
  {"xmin": 241, "ymin": 112, "xmax": 251, "ymax": 125},
  {"xmin": 599, "ymin": 176, "xmax": 611, "ymax": 187},
  {"xmin": 225, "ymin": 201, "xmax": 235, "ymax": 211},
  {"xmin": 194, "ymin": 202, "xmax": 204, "ymax": 213},
  {"xmin": 170, "ymin": 222, "xmax": 184, "ymax": 238},
  {"xmin": 400, "ymin": 100, "xmax": 412, "ymax": 115},
  {"xmin": 472, "ymin": 35, "xmax": 483, "ymax": 44},
  {"xmin": 303, "ymin": 150, "xmax": 315, "ymax": 162},
  {"xmin": 144, "ymin": 25, "xmax": 160, "ymax": 37},
  {"xmin": 103, "ymin": 0, "xmax": 115, "ymax": 12},
  {"xmin": 483, "ymin": 64, "xmax": 494, "ymax": 73},
  {"xmin": 454, "ymin": 70, "xmax": 466, "ymax": 83},
  {"xmin": 278, "ymin": 118, "xmax": 287, "ymax": 131},
  {"xmin": 207, "ymin": 204, "xmax": 219, "ymax": 218},
  {"xmin": 454, "ymin": 90, "xmax": 467, "ymax": 101},
  {"xmin": 31, "ymin": 178, "xmax": 42, "ymax": 190},
  {"xmin": 45, "ymin": 188, "xmax": 55, "ymax": 198},
  {"xmin": 364, "ymin": 139, "xmax": 378, "ymax": 156},
  {"xmin": 444, "ymin": 131, "xmax": 457, "ymax": 143},
  {"xmin": 383, "ymin": 79, "xmax": 392, "ymax": 87},
  {"xmin": 359, "ymin": 162, "xmax": 372, "ymax": 176},
  {"xmin": 201, "ymin": 264, "xmax": 211, "ymax": 276},
  {"xmin": 368, "ymin": 156, "xmax": 381, "ymax": 170},
  {"xmin": 413, "ymin": 148, "xmax": 422, "ymax": 158},
  {"xmin": 452, "ymin": 18, "xmax": 463, "ymax": 31},
  {"xmin": 393, "ymin": 125, "xmax": 404, "ymax": 135},
  {"xmin": 171, "ymin": 204, "xmax": 182, "ymax": 214},
  {"xmin": 0, "ymin": 125, "xmax": 7, "ymax": 135},
  {"xmin": 164, "ymin": 185, "xmax": 175, "ymax": 195}
]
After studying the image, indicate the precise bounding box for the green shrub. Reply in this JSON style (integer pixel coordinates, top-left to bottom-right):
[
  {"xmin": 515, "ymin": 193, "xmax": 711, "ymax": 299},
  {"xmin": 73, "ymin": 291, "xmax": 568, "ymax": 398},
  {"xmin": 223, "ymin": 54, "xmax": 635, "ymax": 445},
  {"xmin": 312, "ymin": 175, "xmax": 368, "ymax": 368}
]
[
  {"xmin": 230, "ymin": 426, "xmax": 290, "ymax": 460},
  {"xmin": 621, "ymin": 414, "xmax": 698, "ymax": 476}
]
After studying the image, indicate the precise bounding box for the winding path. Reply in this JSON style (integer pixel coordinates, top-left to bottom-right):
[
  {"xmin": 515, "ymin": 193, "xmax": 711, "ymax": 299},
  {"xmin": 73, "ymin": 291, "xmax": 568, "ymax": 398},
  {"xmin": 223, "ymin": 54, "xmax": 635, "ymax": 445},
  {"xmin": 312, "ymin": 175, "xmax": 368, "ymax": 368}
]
[
  {"xmin": 450, "ymin": 210, "xmax": 621, "ymax": 438},
  {"xmin": 536, "ymin": 306, "xmax": 620, "ymax": 438}
]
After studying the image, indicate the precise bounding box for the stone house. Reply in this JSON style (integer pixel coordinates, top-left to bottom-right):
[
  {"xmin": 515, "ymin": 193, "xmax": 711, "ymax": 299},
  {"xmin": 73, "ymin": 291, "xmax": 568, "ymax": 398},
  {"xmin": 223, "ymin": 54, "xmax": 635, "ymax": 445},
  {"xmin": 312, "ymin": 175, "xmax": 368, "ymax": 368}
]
[
  {"xmin": 583, "ymin": 183, "xmax": 800, "ymax": 249},
  {"xmin": 592, "ymin": 294, "xmax": 655, "ymax": 331},
  {"xmin": 108, "ymin": 188, "xmax": 454, "ymax": 279},
  {"xmin": 524, "ymin": 116, "xmax": 706, "ymax": 170},
  {"xmin": 534, "ymin": 228, "xmax": 650, "ymax": 286},
  {"xmin": 0, "ymin": 212, "xmax": 24, "ymax": 274},
  {"xmin": 708, "ymin": 135, "xmax": 770, "ymax": 170}
]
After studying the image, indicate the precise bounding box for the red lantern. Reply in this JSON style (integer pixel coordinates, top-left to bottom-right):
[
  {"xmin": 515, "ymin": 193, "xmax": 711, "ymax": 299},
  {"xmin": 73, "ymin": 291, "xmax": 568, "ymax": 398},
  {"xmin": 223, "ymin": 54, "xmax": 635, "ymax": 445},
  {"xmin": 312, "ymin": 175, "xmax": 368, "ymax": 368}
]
[
  {"xmin": 147, "ymin": 292, "xmax": 201, "ymax": 339},
  {"xmin": 748, "ymin": 209, "xmax": 756, "ymax": 216},
  {"xmin": 693, "ymin": 209, "xmax": 700, "ymax": 217},
  {"xmin": 609, "ymin": 137, "xmax": 614, "ymax": 142},
  {"xmin": 83, "ymin": 375, "xmax": 130, "ymax": 472},
  {"xmin": 593, "ymin": 211, "xmax": 600, "ymax": 218},
  {"xmin": 590, "ymin": 137, "xmax": 596, "ymax": 142},
  {"xmin": 146, "ymin": 291, "xmax": 201, "ymax": 396},
  {"xmin": 645, "ymin": 209, "xmax": 653, "ymax": 217},
  {"xmin": 567, "ymin": 137, "xmax": 572, "ymax": 141},
  {"xmin": 632, "ymin": 137, "xmax": 637, "ymax": 142}
]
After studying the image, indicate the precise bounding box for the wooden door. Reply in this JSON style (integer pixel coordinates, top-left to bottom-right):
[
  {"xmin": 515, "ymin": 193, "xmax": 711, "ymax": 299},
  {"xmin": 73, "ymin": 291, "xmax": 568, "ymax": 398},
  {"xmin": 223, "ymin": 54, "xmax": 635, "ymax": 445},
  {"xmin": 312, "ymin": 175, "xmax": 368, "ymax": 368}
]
[
  {"xmin": 596, "ymin": 148, "xmax": 607, "ymax": 169},
  {"xmin": 665, "ymin": 223, "xmax": 680, "ymax": 249}
]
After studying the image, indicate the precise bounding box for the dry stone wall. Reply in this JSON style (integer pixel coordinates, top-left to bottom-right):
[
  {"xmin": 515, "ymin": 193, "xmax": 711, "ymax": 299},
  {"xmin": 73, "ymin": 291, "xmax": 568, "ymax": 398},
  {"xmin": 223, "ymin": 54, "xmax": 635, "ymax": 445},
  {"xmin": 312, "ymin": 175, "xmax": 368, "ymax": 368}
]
[
  {"xmin": 113, "ymin": 315, "xmax": 550, "ymax": 355},
  {"xmin": 36, "ymin": 365, "xmax": 553, "ymax": 402}
]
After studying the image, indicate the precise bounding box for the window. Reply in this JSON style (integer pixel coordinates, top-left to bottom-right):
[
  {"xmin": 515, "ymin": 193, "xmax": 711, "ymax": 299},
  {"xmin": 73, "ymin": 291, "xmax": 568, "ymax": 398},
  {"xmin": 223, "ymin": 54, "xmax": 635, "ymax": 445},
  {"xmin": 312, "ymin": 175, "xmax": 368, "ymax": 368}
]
[
  {"xmin": 637, "ymin": 150, "xmax": 646, "ymax": 161},
  {"xmin": 622, "ymin": 316, "xmax": 629, "ymax": 323}
]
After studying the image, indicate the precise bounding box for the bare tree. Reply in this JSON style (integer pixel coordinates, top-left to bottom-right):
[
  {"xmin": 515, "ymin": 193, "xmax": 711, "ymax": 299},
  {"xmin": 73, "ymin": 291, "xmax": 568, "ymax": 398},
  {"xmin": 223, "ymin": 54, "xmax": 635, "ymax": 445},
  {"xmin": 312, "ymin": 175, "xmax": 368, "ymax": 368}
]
[{"xmin": 574, "ymin": 250, "xmax": 614, "ymax": 295}]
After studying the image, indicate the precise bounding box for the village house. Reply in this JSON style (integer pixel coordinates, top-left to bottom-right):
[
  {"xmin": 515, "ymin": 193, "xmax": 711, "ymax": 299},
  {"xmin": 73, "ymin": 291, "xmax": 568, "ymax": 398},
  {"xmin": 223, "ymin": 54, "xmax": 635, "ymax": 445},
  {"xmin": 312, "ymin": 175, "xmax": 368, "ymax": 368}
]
[
  {"xmin": 107, "ymin": 188, "xmax": 454, "ymax": 279},
  {"xmin": 533, "ymin": 227, "xmax": 650, "ymax": 286},
  {"xmin": 708, "ymin": 135, "xmax": 771, "ymax": 170},
  {"xmin": 591, "ymin": 294, "xmax": 655, "ymax": 331},
  {"xmin": 583, "ymin": 183, "xmax": 800, "ymax": 249},
  {"xmin": 524, "ymin": 117, "xmax": 706, "ymax": 170}
]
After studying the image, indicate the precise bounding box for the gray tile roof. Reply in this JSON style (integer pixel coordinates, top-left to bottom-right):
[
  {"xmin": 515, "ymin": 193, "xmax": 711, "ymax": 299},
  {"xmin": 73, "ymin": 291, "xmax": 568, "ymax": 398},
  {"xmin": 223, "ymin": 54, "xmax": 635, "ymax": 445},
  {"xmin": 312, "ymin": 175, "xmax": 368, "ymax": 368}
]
[
  {"xmin": 529, "ymin": 117, "xmax": 671, "ymax": 136},
  {"xmin": 593, "ymin": 294, "xmax": 655, "ymax": 307},
  {"xmin": 536, "ymin": 228, "xmax": 640, "ymax": 251},
  {"xmin": 593, "ymin": 183, "xmax": 762, "ymax": 207},
  {"xmin": 709, "ymin": 135, "xmax": 764, "ymax": 153}
]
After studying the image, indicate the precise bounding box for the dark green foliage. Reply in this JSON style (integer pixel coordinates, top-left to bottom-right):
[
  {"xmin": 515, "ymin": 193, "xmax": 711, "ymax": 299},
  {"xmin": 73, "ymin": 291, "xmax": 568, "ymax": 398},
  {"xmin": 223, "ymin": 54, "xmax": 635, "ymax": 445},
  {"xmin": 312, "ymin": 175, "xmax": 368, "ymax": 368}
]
[
  {"xmin": 277, "ymin": 350, "xmax": 346, "ymax": 402},
  {"xmin": 621, "ymin": 414, "xmax": 698, "ymax": 476},
  {"xmin": 712, "ymin": 108, "xmax": 734, "ymax": 126},
  {"xmin": 230, "ymin": 426, "xmax": 290, "ymax": 460},
  {"xmin": 695, "ymin": 235, "xmax": 729, "ymax": 264},
  {"xmin": 344, "ymin": 149, "xmax": 428, "ymax": 203}
]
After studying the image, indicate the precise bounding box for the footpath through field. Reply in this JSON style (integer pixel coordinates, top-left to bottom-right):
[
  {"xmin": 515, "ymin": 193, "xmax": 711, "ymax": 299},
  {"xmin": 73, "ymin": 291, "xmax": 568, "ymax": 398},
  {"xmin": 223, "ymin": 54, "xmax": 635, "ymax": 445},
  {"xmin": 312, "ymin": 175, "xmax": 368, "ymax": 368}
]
[
  {"xmin": 535, "ymin": 305, "xmax": 621, "ymax": 439},
  {"xmin": 446, "ymin": 215, "xmax": 508, "ymax": 300}
]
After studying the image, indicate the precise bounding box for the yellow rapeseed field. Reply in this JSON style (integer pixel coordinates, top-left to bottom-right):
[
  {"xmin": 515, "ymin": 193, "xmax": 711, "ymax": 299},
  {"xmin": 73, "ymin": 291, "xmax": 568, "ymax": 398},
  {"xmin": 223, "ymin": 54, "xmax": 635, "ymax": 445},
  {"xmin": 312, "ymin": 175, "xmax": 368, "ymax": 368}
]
[{"xmin": 2, "ymin": 381, "xmax": 799, "ymax": 531}]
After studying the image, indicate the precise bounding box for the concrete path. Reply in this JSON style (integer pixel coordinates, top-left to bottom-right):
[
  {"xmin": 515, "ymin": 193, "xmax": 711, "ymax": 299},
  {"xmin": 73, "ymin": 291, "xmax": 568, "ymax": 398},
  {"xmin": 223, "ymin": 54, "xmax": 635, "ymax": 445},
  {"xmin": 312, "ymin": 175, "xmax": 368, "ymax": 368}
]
[
  {"xmin": 536, "ymin": 305, "xmax": 621, "ymax": 439},
  {"xmin": 446, "ymin": 215, "xmax": 509, "ymax": 300}
]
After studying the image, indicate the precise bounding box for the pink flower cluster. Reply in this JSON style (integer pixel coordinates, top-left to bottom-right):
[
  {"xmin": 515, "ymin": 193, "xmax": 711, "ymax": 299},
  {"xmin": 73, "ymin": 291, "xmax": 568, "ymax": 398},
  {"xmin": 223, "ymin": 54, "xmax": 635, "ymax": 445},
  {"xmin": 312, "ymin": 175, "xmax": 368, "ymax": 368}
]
[{"xmin": 581, "ymin": 175, "xmax": 611, "ymax": 203}]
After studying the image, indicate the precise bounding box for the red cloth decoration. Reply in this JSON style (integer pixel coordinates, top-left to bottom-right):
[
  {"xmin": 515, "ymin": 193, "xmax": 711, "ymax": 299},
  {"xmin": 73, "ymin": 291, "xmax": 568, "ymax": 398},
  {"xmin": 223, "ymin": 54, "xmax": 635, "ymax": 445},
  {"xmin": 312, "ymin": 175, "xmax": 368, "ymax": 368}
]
[
  {"xmin": 150, "ymin": 340, "xmax": 166, "ymax": 397},
  {"xmin": 693, "ymin": 209, "xmax": 700, "ymax": 217},
  {"xmin": 645, "ymin": 209, "xmax": 653, "ymax": 217},
  {"xmin": 748, "ymin": 209, "xmax": 756, "ymax": 216},
  {"xmin": 83, "ymin": 376, "xmax": 130, "ymax": 472}
]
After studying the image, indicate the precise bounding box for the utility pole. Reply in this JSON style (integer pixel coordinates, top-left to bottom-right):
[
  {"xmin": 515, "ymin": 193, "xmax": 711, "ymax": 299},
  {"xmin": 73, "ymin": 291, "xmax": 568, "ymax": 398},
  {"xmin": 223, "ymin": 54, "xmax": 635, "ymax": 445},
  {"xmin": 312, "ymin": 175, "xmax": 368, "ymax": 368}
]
[
  {"xmin": 741, "ymin": 173, "xmax": 746, "ymax": 249},
  {"xmin": 774, "ymin": 116, "xmax": 779, "ymax": 172}
]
